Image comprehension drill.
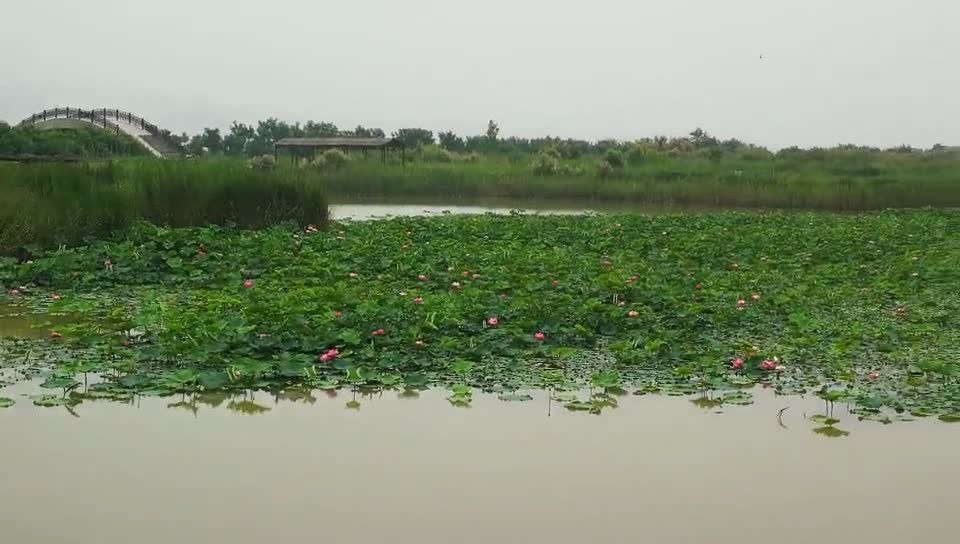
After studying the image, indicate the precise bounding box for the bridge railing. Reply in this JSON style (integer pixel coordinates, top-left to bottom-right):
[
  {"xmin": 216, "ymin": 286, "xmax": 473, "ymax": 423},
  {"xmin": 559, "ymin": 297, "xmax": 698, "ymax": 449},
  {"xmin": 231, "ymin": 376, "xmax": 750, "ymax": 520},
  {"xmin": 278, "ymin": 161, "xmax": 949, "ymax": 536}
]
[{"xmin": 18, "ymin": 107, "xmax": 181, "ymax": 150}]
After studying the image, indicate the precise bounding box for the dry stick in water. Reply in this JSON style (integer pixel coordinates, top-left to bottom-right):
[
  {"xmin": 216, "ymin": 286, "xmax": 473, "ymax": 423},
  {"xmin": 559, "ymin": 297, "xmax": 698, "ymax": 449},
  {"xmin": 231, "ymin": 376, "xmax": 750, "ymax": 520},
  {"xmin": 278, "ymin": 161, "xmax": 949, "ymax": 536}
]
[{"xmin": 777, "ymin": 407, "xmax": 790, "ymax": 429}]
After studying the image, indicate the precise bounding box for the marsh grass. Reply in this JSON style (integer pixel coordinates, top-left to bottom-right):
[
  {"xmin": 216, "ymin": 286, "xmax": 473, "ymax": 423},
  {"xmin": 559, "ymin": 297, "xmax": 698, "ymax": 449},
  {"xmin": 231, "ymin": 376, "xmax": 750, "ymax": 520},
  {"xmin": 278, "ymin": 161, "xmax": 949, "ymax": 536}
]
[
  {"xmin": 287, "ymin": 150, "xmax": 960, "ymax": 210},
  {"xmin": 0, "ymin": 160, "xmax": 328, "ymax": 254}
]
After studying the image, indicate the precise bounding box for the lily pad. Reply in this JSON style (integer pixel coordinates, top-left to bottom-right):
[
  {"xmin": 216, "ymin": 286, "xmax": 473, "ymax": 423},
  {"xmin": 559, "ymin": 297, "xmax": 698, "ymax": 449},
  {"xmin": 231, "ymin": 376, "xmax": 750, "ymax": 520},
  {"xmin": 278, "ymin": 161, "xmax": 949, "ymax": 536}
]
[{"xmin": 0, "ymin": 397, "xmax": 14, "ymax": 408}]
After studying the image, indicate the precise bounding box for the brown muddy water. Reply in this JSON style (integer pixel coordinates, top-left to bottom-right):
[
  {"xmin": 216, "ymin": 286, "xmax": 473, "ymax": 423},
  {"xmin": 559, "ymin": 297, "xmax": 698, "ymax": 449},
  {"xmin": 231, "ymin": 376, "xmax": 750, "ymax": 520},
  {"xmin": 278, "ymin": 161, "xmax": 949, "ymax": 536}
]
[{"xmin": 1, "ymin": 377, "xmax": 958, "ymax": 544}]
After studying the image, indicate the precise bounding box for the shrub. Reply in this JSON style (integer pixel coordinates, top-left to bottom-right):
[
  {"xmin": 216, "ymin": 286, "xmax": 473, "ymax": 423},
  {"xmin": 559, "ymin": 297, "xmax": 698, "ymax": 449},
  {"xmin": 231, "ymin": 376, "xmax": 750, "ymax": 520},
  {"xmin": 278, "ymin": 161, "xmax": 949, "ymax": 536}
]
[
  {"xmin": 322, "ymin": 149, "xmax": 350, "ymax": 170},
  {"xmin": 532, "ymin": 152, "xmax": 560, "ymax": 176},
  {"xmin": 558, "ymin": 164, "xmax": 583, "ymax": 176},
  {"xmin": 309, "ymin": 155, "xmax": 328, "ymax": 169},
  {"xmin": 627, "ymin": 143, "xmax": 658, "ymax": 165},
  {"xmin": 595, "ymin": 160, "xmax": 615, "ymax": 179},
  {"xmin": 604, "ymin": 148, "xmax": 624, "ymax": 168},
  {"xmin": 542, "ymin": 146, "xmax": 562, "ymax": 160},
  {"xmin": 248, "ymin": 154, "xmax": 276, "ymax": 171},
  {"xmin": 420, "ymin": 145, "xmax": 454, "ymax": 163}
]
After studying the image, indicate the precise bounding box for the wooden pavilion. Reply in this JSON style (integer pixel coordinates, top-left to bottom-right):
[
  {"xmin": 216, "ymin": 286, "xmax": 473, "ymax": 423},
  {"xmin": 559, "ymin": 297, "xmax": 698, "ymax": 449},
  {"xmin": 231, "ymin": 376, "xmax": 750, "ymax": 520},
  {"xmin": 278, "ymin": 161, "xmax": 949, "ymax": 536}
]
[{"xmin": 274, "ymin": 137, "xmax": 405, "ymax": 164}]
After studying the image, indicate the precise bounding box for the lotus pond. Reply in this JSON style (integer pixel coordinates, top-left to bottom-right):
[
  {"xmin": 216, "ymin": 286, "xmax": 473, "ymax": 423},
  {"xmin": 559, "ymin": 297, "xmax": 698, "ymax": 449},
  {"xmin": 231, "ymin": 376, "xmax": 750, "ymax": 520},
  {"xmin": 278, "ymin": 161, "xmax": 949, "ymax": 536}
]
[{"xmin": 1, "ymin": 209, "xmax": 959, "ymax": 422}]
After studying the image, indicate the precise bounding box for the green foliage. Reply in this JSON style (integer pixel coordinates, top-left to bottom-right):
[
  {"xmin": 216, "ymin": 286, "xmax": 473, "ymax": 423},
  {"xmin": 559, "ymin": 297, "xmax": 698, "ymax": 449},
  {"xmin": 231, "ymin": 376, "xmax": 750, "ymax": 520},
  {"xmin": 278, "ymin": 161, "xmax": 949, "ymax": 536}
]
[
  {"xmin": 393, "ymin": 128, "xmax": 434, "ymax": 147},
  {"xmin": 321, "ymin": 149, "xmax": 350, "ymax": 170},
  {"xmin": 0, "ymin": 126, "xmax": 148, "ymax": 157},
  {"xmin": 532, "ymin": 152, "xmax": 560, "ymax": 176},
  {"xmin": 0, "ymin": 160, "xmax": 328, "ymax": 254},
  {"xmin": 438, "ymin": 131, "xmax": 466, "ymax": 152},
  {"xmin": 603, "ymin": 148, "xmax": 624, "ymax": 168},
  {"xmin": 2, "ymin": 209, "xmax": 959, "ymax": 420},
  {"xmin": 595, "ymin": 160, "xmax": 615, "ymax": 178},
  {"xmin": 248, "ymin": 154, "xmax": 277, "ymax": 171}
]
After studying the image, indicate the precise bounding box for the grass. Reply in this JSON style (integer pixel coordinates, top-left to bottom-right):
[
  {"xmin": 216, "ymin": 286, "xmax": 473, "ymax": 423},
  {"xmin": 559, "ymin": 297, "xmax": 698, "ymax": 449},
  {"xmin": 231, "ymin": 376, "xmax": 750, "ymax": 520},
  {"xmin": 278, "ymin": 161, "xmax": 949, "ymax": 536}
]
[
  {"xmin": 0, "ymin": 160, "xmax": 328, "ymax": 255},
  {"xmin": 0, "ymin": 126, "xmax": 148, "ymax": 157},
  {"xmin": 308, "ymin": 150, "xmax": 960, "ymax": 210},
  {"xmin": 2, "ymin": 145, "xmax": 959, "ymax": 253},
  {"xmin": 1, "ymin": 211, "xmax": 959, "ymax": 419}
]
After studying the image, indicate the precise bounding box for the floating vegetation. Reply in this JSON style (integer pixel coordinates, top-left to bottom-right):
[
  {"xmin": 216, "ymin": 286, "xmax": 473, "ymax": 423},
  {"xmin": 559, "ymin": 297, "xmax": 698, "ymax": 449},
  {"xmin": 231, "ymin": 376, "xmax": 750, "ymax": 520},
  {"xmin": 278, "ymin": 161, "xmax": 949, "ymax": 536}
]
[{"xmin": 0, "ymin": 211, "xmax": 959, "ymax": 421}]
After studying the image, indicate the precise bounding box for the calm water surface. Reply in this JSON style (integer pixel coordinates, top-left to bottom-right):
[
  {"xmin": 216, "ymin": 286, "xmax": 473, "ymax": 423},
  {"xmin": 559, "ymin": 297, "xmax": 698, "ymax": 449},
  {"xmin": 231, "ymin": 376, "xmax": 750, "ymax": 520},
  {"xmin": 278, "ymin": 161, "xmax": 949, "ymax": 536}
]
[
  {"xmin": 1, "ymin": 377, "xmax": 957, "ymax": 544},
  {"xmin": 327, "ymin": 198, "xmax": 714, "ymax": 220}
]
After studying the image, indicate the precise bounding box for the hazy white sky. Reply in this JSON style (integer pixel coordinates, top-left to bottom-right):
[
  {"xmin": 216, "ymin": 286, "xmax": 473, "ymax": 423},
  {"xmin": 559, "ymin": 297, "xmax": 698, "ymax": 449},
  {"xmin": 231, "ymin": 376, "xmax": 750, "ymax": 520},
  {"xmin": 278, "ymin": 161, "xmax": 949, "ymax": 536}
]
[{"xmin": 1, "ymin": 0, "xmax": 957, "ymax": 148}]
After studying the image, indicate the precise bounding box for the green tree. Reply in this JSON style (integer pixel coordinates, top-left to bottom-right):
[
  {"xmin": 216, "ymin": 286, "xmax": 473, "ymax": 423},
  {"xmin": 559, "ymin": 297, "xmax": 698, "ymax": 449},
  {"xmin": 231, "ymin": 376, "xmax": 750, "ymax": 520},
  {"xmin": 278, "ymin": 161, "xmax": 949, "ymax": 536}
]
[
  {"xmin": 200, "ymin": 127, "xmax": 223, "ymax": 154},
  {"xmin": 486, "ymin": 120, "xmax": 499, "ymax": 141},
  {"xmin": 304, "ymin": 121, "xmax": 339, "ymax": 137},
  {"xmin": 223, "ymin": 122, "xmax": 255, "ymax": 156},
  {"xmin": 351, "ymin": 125, "xmax": 386, "ymax": 138},
  {"xmin": 393, "ymin": 128, "xmax": 434, "ymax": 147},
  {"xmin": 438, "ymin": 131, "xmax": 465, "ymax": 151}
]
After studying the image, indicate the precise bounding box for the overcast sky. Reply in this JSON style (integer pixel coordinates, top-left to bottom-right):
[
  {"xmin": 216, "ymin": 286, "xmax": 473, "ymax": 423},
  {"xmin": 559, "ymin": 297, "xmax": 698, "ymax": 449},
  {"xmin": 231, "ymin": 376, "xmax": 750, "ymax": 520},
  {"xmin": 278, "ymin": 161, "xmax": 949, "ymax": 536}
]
[{"xmin": 1, "ymin": 0, "xmax": 957, "ymax": 149}]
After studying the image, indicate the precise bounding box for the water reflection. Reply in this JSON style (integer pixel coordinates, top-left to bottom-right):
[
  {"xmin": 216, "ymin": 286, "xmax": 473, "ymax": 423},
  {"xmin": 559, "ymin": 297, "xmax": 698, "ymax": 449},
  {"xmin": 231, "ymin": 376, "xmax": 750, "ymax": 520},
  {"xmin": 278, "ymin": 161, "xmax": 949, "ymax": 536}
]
[{"xmin": 0, "ymin": 375, "xmax": 885, "ymax": 434}]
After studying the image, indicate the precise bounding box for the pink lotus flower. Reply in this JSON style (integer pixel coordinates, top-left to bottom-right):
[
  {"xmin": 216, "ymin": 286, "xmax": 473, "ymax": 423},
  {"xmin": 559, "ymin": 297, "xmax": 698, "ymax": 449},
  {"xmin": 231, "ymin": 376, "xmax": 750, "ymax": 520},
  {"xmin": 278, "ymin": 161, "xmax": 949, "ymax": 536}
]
[
  {"xmin": 49, "ymin": 331, "xmax": 62, "ymax": 339},
  {"xmin": 627, "ymin": 310, "xmax": 639, "ymax": 318},
  {"xmin": 760, "ymin": 359, "xmax": 777, "ymax": 371},
  {"xmin": 414, "ymin": 340, "xmax": 426, "ymax": 348},
  {"xmin": 451, "ymin": 281, "xmax": 461, "ymax": 289},
  {"xmin": 462, "ymin": 270, "xmax": 470, "ymax": 277},
  {"xmin": 730, "ymin": 263, "xmax": 739, "ymax": 270},
  {"xmin": 601, "ymin": 259, "xmax": 613, "ymax": 268},
  {"xmin": 333, "ymin": 310, "xmax": 342, "ymax": 318},
  {"xmin": 417, "ymin": 274, "xmax": 428, "ymax": 282},
  {"xmin": 197, "ymin": 250, "xmax": 206, "ymax": 257},
  {"xmin": 122, "ymin": 339, "xmax": 131, "ymax": 347},
  {"xmin": 318, "ymin": 348, "xmax": 340, "ymax": 362},
  {"xmin": 243, "ymin": 280, "xmax": 255, "ymax": 289},
  {"xmin": 731, "ymin": 357, "xmax": 744, "ymax": 370},
  {"xmin": 472, "ymin": 273, "xmax": 481, "ymax": 279},
  {"xmin": 348, "ymin": 272, "xmax": 358, "ymax": 278},
  {"xmin": 868, "ymin": 371, "xmax": 880, "ymax": 381},
  {"xmin": 534, "ymin": 331, "xmax": 546, "ymax": 341},
  {"xmin": 751, "ymin": 293, "xmax": 761, "ymax": 300},
  {"xmin": 51, "ymin": 293, "xmax": 61, "ymax": 301},
  {"xmin": 9, "ymin": 289, "xmax": 21, "ymax": 297},
  {"xmin": 486, "ymin": 316, "xmax": 499, "ymax": 327},
  {"xmin": 371, "ymin": 328, "xmax": 386, "ymax": 337},
  {"xmin": 413, "ymin": 296, "xmax": 423, "ymax": 305},
  {"xmin": 695, "ymin": 283, "xmax": 703, "ymax": 290},
  {"xmin": 618, "ymin": 301, "xmax": 626, "ymax": 307}
]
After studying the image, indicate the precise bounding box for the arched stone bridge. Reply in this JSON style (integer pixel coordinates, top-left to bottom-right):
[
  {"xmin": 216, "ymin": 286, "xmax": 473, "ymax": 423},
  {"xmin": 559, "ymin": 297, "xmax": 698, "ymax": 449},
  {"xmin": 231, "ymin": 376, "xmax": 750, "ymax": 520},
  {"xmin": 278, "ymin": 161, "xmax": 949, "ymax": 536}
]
[{"xmin": 18, "ymin": 107, "xmax": 182, "ymax": 158}]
